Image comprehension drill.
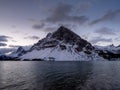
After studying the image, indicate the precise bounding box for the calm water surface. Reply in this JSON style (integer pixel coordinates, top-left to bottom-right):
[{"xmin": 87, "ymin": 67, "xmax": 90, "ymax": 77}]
[{"xmin": 0, "ymin": 61, "xmax": 120, "ymax": 90}]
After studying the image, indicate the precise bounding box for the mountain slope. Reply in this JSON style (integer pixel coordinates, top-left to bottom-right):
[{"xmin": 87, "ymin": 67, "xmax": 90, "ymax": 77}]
[{"xmin": 20, "ymin": 26, "xmax": 106, "ymax": 61}]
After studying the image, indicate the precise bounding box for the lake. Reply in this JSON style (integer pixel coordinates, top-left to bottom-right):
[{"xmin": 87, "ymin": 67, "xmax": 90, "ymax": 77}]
[{"xmin": 0, "ymin": 61, "xmax": 120, "ymax": 90}]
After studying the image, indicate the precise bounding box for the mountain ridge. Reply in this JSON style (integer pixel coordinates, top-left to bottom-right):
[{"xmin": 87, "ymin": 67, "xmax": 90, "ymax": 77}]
[{"xmin": 0, "ymin": 26, "xmax": 120, "ymax": 61}]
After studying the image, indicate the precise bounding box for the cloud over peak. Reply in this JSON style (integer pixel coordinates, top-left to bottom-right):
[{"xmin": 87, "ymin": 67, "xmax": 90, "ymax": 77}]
[
  {"xmin": 45, "ymin": 2, "xmax": 89, "ymax": 24},
  {"xmin": 32, "ymin": 23, "xmax": 45, "ymax": 30}
]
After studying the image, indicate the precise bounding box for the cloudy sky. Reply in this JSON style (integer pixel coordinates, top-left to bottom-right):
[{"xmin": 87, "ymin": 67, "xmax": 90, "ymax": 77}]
[{"xmin": 0, "ymin": 0, "xmax": 120, "ymax": 48}]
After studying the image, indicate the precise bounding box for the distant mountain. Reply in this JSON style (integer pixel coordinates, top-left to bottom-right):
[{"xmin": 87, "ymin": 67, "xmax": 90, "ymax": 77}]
[
  {"xmin": 95, "ymin": 44, "xmax": 120, "ymax": 54},
  {"xmin": 0, "ymin": 48, "xmax": 17, "ymax": 60},
  {"xmin": 0, "ymin": 46, "xmax": 32, "ymax": 60},
  {"xmin": 0, "ymin": 55, "xmax": 14, "ymax": 60},
  {"xmin": 19, "ymin": 26, "xmax": 106, "ymax": 61},
  {"xmin": 9, "ymin": 46, "xmax": 31, "ymax": 58},
  {"xmin": 95, "ymin": 45, "xmax": 120, "ymax": 60}
]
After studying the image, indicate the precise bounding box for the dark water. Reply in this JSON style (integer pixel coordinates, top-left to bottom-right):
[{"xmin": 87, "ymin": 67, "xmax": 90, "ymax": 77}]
[{"xmin": 0, "ymin": 61, "xmax": 120, "ymax": 90}]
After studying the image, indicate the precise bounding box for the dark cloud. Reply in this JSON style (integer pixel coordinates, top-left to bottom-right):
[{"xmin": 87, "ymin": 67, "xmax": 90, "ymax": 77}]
[
  {"xmin": 9, "ymin": 45, "xmax": 21, "ymax": 48},
  {"xmin": 27, "ymin": 18, "xmax": 37, "ymax": 22},
  {"xmin": 46, "ymin": 3, "xmax": 72, "ymax": 22},
  {"xmin": 0, "ymin": 35, "xmax": 11, "ymax": 42},
  {"xmin": 33, "ymin": 2, "xmax": 90, "ymax": 32},
  {"xmin": 76, "ymin": 1, "xmax": 92, "ymax": 12},
  {"xmin": 95, "ymin": 27, "xmax": 116, "ymax": 35},
  {"xmin": 90, "ymin": 37, "xmax": 112, "ymax": 44},
  {"xmin": 90, "ymin": 9, "xmax": 120, "ymax": 25},
  {"xmin": 24, "ymin": 36, "xmax": 40, "ymax": 40},
  {"xmin": 32, "ymin": 23, "xmax": 45, "ymax": 30},
  {"xmin": 45, "ymin": 27, "xmax": 57, "ymax": 32},
  {"xmin": 0, "ymin": 43, "xmax": 7, "ymax": 46},
  {"xmin": 45, "ymin": 3, "xmax": 89, "ymax": 24}
]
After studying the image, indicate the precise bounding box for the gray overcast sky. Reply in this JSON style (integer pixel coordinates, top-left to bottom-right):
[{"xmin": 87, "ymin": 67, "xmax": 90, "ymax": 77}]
[{"xmin": 0, "ymin": 0, "xmax": 120, "ymax": 48}]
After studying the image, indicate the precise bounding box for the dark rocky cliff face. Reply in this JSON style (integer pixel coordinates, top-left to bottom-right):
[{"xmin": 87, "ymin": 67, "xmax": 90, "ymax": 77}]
[{"xmin": 51, "ymin": 26, "xmax": 81, "ymax": 43}]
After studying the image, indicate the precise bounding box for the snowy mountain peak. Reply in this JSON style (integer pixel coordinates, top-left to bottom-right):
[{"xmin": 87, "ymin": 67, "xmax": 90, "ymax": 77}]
[
  {"xmin": 53, "ymin": 26, "xmax": 76, "ymax": 35},
  {"xmin": 51, "ymin": 26, "xmax": 80, "ymax": 42}
]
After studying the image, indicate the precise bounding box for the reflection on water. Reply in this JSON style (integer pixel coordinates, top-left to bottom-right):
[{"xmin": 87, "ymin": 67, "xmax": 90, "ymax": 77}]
[{"xmin": 0, "ymin": 61, "xmax": 120, "ymax": 90}]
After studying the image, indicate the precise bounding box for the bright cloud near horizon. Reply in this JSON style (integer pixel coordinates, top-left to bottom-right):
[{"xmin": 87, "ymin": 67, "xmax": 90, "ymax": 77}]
[{"xmin": 0, "ymin": 0, "xmax": 120, "ymax": 48}]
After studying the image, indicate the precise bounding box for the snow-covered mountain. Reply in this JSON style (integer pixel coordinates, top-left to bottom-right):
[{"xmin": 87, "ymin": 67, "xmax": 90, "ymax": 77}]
[
  {"xmin": 95, "ymin": 45, "xmax": 120, "ymax": 60},
  {"xmin": 1, "ymin": 26, "xmax": 120, "ymax": 61},
  {"xmin": 19, "ymin": 26, "xmax": 106, "ymax": 61},
  {"xmin": 95, "ymin": 44, "xmax": 120, "ymax": 54}
]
